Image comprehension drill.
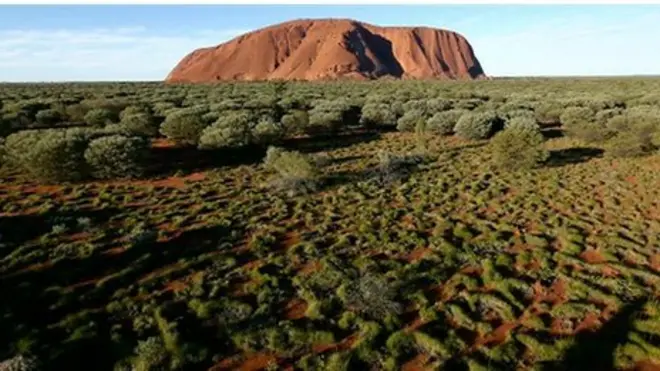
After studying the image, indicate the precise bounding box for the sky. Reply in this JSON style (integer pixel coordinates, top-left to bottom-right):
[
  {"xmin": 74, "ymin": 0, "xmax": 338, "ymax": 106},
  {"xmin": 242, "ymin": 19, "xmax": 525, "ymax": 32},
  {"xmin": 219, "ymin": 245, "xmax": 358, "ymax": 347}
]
[{"xmin": 0, "ymin": 4, "xmax": 659, "ymax": 81}]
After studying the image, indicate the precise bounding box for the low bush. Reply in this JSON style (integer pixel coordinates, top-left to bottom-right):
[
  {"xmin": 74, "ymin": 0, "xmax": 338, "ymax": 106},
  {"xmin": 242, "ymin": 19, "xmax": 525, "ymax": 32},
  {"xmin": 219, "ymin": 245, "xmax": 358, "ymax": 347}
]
[
  {"xmin": 426, "ymin": 109, "xmax": 467, "ymax": 135},
  {"xmin": 396, "ymin": 109, "xmax": 425, "ymax": 132},
  {"xmin": 84, "ymin": 135, "xmax": 149, "ymax": 179},
  {"xmin": 84, "ymin": 108, "xmax": 115, "ymax": 127},
  {"xmin": 454, "ymin": 111, "xmax": 502, "ymax": 140},
  {"xmin": 281, "ymin": 110, "xmax": 309, "ymax": 137},
  {"xmin": 491, "ymin": 125, "xmax": 549, "ymax": 171},
  {"xmin": 120, "ymin": 113, "xmax": 159, "ymax": 137},
  {"xmin": 360, "ymin": 103, "xmax": 397, "ymax": 129},
  {"xmin": 263, "ymin": 146, "xmax": 319, "ymax": 196},
  {"xmin": 198, "ymin": 111, "xmax": 253, "ymax": 149},
  {"xmin": 35, "ymin": 109, "xmax": 63, "ymax": 126},
  {"xmin": 560, "ymin": 106, "xmax": 610, "ymax": 143},
  {"xmin": 160, "ymin": 110, "xmax": 208, "ymax": 145},
  {"xmin": 4, "ymin": 129, "xmax": 89, "ymax": 182}
]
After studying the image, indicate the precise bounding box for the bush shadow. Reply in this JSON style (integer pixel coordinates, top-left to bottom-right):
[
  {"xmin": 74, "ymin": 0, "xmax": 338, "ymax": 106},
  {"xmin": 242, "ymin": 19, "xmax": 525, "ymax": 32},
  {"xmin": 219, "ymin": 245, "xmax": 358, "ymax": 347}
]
[
  {"xmin": 545, "ymin": 147, "xmax": 604, "ymax": 167},
  {"xmin": 543, "ymin": 298, "xmax": 647, "ymax": 371},
  {"xmin": 147, "ymin": 131, "xmax": 381, "ymax": 177}
]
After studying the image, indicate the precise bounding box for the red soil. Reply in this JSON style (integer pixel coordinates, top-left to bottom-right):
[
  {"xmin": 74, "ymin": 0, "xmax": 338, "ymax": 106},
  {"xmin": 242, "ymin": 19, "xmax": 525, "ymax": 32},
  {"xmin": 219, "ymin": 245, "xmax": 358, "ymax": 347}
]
[
  {"xmin": 312, "ymin": 333, "xmax": 358, "ymax": 354},
  {"xmin": 406, "ymin": 246, "xmax": 432, "ymax": 262},
  {"xmin": 166, "ymin": 18, "xmax": 485, "ymax": 83},
  {"xmin": 580, "ymin": 248, "xmax": 607, "ymax": 264},
  {"xmin": 283, "ymin": 298, "xmax": 308, "ymax": 320},
  {"xmin": 401, "ymin": 353, "xmax": 433, "ymax": 371}
]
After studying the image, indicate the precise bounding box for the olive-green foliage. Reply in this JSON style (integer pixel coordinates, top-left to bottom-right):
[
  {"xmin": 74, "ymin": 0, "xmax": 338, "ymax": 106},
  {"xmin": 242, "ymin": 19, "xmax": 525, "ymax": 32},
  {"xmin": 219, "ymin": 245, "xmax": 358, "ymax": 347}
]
[
  {"xmin": 252, "ymin": 116, "xmax": 285, "ymax": 145},
  {"xmin": 4, "ymin": 129, "xmax": 89, "ymax": 182},
  {"xmin": 0, "ymin": 354, "xmax": 39, "ymax": 371},
  {"xmin": 307, "ymin": 99, "xmax": 353, "ymax": 134},
  {"xmin": 504, "ymin": 116, "xmax": 541, "ymax": 132},
  {"xmin": 35, "ymin": 109, "xmax": 63, "ymax": 127},
  {"xmin": 396, "ymin": 109, "xmax": 425, "ymax": 132},
  {"xmin": 160, "ymin": 110, "xmax": 208, "ymax": 145},
  {"xmin": 281, "ymin": 110, "xmax": 309, "ymax": 136},
  {"xmin": 339, "ymin": 274, "xmax": 402, "ymax": 320},
  {"xmin": 131, "ymin": 337, "xmax": 169, "ymax": 371},
  {"xmin": 454, "ymin": 111, "xmax": 502, "ymax": 140},
  {"xmin": 119, "ymin": 113, "xmax": 159, "ymax": 137},
  {"xmin": 360, "ymin": 103, "xmax": 397, "ymax": 129},
  {"xmin": 560, "ymin": 106, "xmax": 611, "ymax": 143},
  {"xmin": 426, "ymin": 109, "xmax": 467, "ymax": 135},
  {"xmin": 263, "ymin": 146, "xmax": 319, "ymax": 195},
  {"xmin": 84, "ymin": 135, "xmax": 149, "ymax": 179},
  {"xmin": 491, "ymin": 122, "xmax": 549, "ymax": 170},
  {"xmin": 198, "ymin": 111, "xmax": 253, "ymax": 149},
  {"xmin": 84, "ymin": 108, "xmax": 115, "ymax": 127}
]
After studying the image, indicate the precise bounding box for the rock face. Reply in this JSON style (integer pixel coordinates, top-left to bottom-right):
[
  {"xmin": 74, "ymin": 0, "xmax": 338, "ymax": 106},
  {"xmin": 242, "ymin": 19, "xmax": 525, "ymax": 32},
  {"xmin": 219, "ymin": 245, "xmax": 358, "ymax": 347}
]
[{"xmin": 166, "ymin": 18, "xmax": 486, "ymax": 83}]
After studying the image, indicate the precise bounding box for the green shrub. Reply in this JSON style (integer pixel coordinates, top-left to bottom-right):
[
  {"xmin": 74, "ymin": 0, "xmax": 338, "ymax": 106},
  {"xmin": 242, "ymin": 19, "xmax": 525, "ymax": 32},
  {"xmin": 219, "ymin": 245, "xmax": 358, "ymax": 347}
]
[
  {"xmin": 160, "ymin": 110, "xmax": 208, "ymax": 145},
  {"xmin": 491, "ymin": 126, "xmax": 549, "ymax": 170},
  {"xmin": 396, "ymin": 109, "xmax": 425, "ymax": 132},
  {"xmin": 263, "ymin": 146, "xmax": 319, "ymax": 196},
  {"xmin": 84, "ymin": 108, "xmax": 115, "ymax": 127},
  {"xmin": 252, "ymin": 116, "xmax": 284, "ymax": 145},
  {"xmin": 198, "ymin": 111, "xmax": 253, "ymax": 149},
  {"xmin": 605, "ymin": 113, "xmax": 660, "ymax": 158},
  {"xmin": 339, "ymin": 274, "xmax": 402, "ymax": 320},
  {"xmin": 504, "ymin": 116, "xmax": 541, "ymax": 132},
  {"xmin": 4, "ymin": 129, "xmax": 89, "ymax": 182},
  {"xmin": 426, "ymin": 98, "xmax": 453, "ymax": 113},
  {"xmin": 454, "ymin": 111, "xmax": 502, "ymax": 140},
  {"xmin": 360, "ymin": 103, "xmax": 397, "ymax": 129},
  {"xmin": 281, "ymin": 110, "xmax": 309, "ymax": 136},
  {"xmin": 35, "ymin": 109, "xmax": 63, "ymax": 126},
  {"xmin": 560, "ymin": 106, "xmax": 610, "ymax": 143},
  {"xmin": 120, "ymin": 113, "xmax": 159, "ymax": 137},
  {"xmin": 0, "ymin": 354, "xmax": 39, "ymax": 371},
  {"xmin": 307, "ymin": 99, "xmax": 354, "ymax": 134},
  {"xmin": 426, "ymin": 109, "xmax": 466, "ymax": 135},
  {"xmin": 119, "ymin": 105, "xmax": 151, "ymax": 121},
  {"xmin": 84, "ymin": 135, "xmax": 149, "ymax": 179}
]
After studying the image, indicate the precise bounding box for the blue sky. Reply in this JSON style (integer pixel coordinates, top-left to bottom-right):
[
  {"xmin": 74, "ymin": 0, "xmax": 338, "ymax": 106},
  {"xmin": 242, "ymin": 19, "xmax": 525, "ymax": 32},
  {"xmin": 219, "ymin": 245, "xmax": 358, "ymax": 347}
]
[{"xmin": 0, "ymin": 5, "xmax": 659, "ymax": 81}]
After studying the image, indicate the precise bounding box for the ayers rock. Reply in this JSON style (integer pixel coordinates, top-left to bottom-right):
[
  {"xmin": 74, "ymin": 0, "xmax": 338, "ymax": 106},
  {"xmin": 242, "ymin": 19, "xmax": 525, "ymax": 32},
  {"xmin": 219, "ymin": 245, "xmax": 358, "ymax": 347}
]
[{"xmin": 165, "ymin": 18, "xmax": 486, "ymax": 83}]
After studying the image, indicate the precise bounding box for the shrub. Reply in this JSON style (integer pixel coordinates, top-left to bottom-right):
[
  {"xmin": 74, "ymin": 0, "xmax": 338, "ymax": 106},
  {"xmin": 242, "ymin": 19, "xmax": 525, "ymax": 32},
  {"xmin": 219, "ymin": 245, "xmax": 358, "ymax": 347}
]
[
  {"xmin": 370, "ymin": 151, "xmax": 424, "ymax": 185},
  {"xmin": 35, "ymin": 109, "xmax": 62, "ymax": 126},
  {"xmin": 281, "ymin": 110, "xmax": 309, "ymax": 136},
  {"xmin": 534, "ymin": 101, "xmax": 564, "ymax": 123},
  {"xmin": 396, "ymin": 109, "xmax": 425, "ymax": 132},
  {"xmin": 504, "ymin": 116, "xmax": 541, "ymax": 132},
  {"xmin": 559, "ymin": 106, "xmax": 610, "ymax": 143},
  {"xmin": 491, "ymin": 126, "xmax": 549, "ymax": 171},
  {"xmin": 454, "ymin": 111, "xmax": 502, "ymax": 140},
  {"xmin": 0, "ymin": 354, "xmax": 39, "ymax": 371},
  {"xmin": 605, "ymin": 112, "xmax": 660, "ymax": 158},
  {"xmin": 84, "ymin": 108, "xmax": 115, "ymax": 127},
  {"xmin": 360, "ymin": 103, "xmax": 397, "ymax": 129},
  {"xmin": 119, "ymin": 113, "xmax": 158, "ymax": 137},
  {"xmin": 263, "ymin": 146, "xmax": 319, "ymax": 196},
  {"xmin": 198, "ymin": 111, "xmax": 253, "ymax": 149},
  {"xmin": 4, "ymin": 129, "xmax": 89, "ymax": 182},
  {"xmin": 160, "ymin": 110, "xmax": 208, "ymax": 145},
  {"xmin": 426, "ymin": 109, "xmax": 467, "ymax": 135},
  {"xmin": 252, "ymin": 116, "xmax": 284, "ymax": 145},
  {"xmin": 84, "ymin": 135, "xmax": 149, "ymax": 179},
  {"xmin": 131, "ymin": 337, "xmax": 169, "ymax": 371},
  {"xmin": 340, "ymin": 274, "xmax": 402, "ymax": 320},
  {"xmin": 426, "ymin": 98, "xmax": 453, "ymax": 113},
  {"xmin": 307, "ymin": 99, "xmax": 357, "ymax": 134},
  {"xmin": 119, "ymin": 105, "xmax": 151, "ymax": 121},
  {"xmin": 0, "ymin": 137, "xmax": 5, "ymax": 168}
]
